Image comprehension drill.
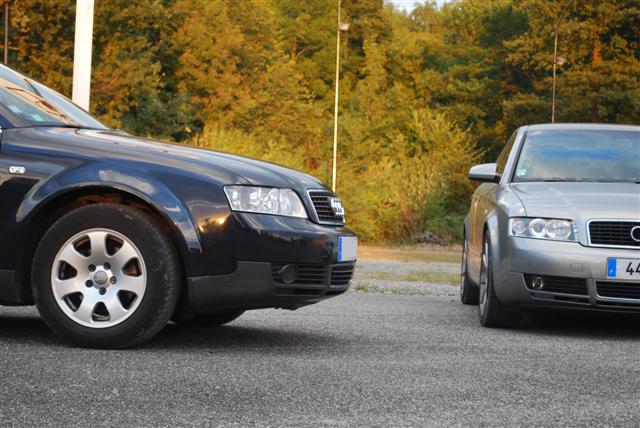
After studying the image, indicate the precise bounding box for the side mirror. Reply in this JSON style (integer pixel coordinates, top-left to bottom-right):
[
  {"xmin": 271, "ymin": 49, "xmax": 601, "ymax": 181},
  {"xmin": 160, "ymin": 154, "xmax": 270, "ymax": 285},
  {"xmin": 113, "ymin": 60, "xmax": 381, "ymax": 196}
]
[{"xmin": 468, "ymin": 163, "xmax": 501, "ymax": 183}]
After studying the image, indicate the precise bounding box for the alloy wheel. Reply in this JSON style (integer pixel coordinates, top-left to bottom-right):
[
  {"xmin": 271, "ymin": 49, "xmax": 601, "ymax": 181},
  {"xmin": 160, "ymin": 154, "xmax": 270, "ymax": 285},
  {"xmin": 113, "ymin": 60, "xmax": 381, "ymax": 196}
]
[{"xmin": 50, "ymin": 228, "xmax": 147, "ymax": 328}]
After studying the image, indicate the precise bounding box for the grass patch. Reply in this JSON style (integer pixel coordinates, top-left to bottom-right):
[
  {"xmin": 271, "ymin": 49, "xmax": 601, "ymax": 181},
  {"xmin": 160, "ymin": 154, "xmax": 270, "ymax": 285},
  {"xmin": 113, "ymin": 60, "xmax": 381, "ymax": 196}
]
[
  {"xmin": 352, "ymin": 282, "xmax": 433, "ymax": 296},
  {"xmin": 360, "ymin": 271, "xmax": 460, "ymax": 285},
  {"xmin": 359, "ymin": 245, "xmax": 460, "ymax": 264}
]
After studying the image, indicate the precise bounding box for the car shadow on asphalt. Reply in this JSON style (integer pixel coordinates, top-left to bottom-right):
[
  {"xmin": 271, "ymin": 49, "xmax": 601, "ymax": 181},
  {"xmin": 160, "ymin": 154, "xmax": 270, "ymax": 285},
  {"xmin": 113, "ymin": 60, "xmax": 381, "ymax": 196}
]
[
  {"xmin": 0, "ymin": 312, "xmax": 348, "ymax": 350},
  {"xmin": 519, "ymin": 310, "xmax": 640, "ymax": 340},
  {"xmin": 0, "ymin": 315, "xmax": 62, "ymax": 346},
  {"xmin": 144, "ymin": 322, "xmax": 348, "ymax": 352}
]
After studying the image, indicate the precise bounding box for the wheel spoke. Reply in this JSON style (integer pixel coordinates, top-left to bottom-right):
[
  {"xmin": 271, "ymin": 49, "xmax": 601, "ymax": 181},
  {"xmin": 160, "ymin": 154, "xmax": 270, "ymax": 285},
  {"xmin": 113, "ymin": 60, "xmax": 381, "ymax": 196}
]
[
  {"xmin": 108, "ymin": 240, "xmax": 138, "ymax": 273},
  {"xmin": 117, "ymin": 275, "xmax": 145, "ymax": 295},
  {"xmin": 104, "ymin": 294, "xmax": 128, "ymax": 321},
  {"xmin": 54, "ymin": 277, "xmax": 83, "ymax": 297},
  {"xmin": 74, "ymin": 293, "xmax": 99, "ymax": 324},
  {"xmin": 89, "ymin": 231, "xmax": 109, "ymax": 260},
  {"xmin": 58, "ymin": 244, "xmax": 88, "ymax": 271}
]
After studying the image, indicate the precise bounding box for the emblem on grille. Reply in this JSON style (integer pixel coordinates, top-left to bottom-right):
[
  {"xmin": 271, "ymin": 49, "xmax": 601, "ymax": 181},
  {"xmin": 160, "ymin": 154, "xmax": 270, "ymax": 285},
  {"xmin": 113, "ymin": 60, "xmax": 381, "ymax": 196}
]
[
  {"xmin": 631, "ymin": 226, "xmax": 640, "ymax": 242},
  {"xmin": 329, "ymin": 197, "xmax": 345, "ymax": 218}
]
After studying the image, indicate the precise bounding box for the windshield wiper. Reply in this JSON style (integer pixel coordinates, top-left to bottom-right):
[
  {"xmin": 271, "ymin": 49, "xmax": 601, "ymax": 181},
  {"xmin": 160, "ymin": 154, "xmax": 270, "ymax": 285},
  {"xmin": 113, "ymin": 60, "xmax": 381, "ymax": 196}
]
[{"xmin": 542, "ymin": 178, "xmax": 639, "ymax": 184}]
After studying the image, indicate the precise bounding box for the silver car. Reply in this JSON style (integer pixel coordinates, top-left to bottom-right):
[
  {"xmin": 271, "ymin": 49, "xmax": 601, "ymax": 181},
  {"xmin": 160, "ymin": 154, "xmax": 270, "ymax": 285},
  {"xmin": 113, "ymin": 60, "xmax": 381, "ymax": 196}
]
[{"xmin": 461, "ymin": 123, "xmax": 640, "ymax": 327}]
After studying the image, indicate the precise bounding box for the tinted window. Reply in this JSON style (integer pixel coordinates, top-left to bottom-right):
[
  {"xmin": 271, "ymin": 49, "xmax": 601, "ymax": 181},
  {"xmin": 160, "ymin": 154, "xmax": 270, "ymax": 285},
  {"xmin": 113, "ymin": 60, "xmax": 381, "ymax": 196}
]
[
  {"xmin": 0, "ymin": 65, "xmax": 107, "ymax": 129},
  {"xmin": 514, "ymin": 130, "xmax": 640, "ymax": 183}
]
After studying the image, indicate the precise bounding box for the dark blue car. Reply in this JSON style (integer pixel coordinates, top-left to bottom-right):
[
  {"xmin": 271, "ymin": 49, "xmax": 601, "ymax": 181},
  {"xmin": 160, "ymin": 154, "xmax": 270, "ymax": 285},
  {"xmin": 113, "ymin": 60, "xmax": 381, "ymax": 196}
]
[{"xmin": 0, "ymin": 64, "xmax": 358, "ymax": 348}]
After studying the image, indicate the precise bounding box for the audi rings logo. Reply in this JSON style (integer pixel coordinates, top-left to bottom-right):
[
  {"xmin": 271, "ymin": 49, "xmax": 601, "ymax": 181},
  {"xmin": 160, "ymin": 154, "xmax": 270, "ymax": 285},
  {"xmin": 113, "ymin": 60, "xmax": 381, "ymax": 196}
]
[
  {"xmin": 329, "ymin": 197, "xmax": 345, "ymax": 218},
  {"xmin": 631, "ymin": 226, "xmax": 640, "ymax": 243}
]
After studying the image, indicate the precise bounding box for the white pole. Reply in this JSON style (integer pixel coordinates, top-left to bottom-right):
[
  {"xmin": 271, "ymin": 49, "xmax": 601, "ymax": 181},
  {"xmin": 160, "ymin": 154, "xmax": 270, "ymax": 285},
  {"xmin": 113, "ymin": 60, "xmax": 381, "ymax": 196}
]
[
  {"xmin": 72, "ymin": 0, "xmax": 94, "ymax": 111},
  {"xmin": 331, "ymin": 0, "xmax": 341, "ymax": 192},
  {"xmin": 551, "ymin": 30, "xmax": 558, "ymax": 124}
]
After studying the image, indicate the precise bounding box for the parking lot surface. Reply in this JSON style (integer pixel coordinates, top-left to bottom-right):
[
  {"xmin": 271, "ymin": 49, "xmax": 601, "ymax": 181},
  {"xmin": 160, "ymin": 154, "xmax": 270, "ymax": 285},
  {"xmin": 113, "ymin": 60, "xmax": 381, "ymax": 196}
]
[{"xmin": 2, "ymin": 288, "xmax": 640, "ymax": 426}]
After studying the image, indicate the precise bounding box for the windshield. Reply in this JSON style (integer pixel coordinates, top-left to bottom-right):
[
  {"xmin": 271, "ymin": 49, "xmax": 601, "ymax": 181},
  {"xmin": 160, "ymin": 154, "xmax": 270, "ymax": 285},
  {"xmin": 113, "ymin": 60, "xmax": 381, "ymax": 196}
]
[
  {"xmin": 513, "ymin": 129, "xmax": 640, "ymax": 183},
  {"xmin": 0, "ymin": 65, "xmax": 108, "ymax": 129}
]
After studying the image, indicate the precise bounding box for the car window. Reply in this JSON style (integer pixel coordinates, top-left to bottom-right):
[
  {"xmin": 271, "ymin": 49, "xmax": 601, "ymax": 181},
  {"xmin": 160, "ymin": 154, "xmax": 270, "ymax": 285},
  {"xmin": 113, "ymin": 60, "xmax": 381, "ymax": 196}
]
[
  {"xmin": 513, "ymin": 130, "xmax": 640, "ymax": 183},
  {"xmin": 0, "ymin": 65, "xmax": 108, "ymax": 129},
  {"xmin": 496, "ymin": 132, "xmax": 517, "ymax": 175}
]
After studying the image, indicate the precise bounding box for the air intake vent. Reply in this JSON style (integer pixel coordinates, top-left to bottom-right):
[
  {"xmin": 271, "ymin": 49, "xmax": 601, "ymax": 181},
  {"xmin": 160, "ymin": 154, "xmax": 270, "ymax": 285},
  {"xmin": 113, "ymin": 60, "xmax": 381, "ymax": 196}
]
[
  {"xmin": 597, "ymin": 281, "xmax": 640, "ymax": 300},
  {"xmin": 308, "ymin": 190, "xmax": 345, "ymax": 225},
  {"xmin": 589, "ymin": 221, "xmax": 640, "ymax": 248},
  {"xmin": 331, "ymin": 263, "xmax": 355, "ymax": 287}
]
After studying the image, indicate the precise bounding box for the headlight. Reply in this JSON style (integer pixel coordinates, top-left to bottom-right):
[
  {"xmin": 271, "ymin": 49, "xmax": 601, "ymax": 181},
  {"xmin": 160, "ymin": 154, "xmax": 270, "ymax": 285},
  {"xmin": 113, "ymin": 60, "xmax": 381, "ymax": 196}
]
[
  {"xmin": 223, "ymin": 186, "xmax": 308, "ymax": 219},
  {"xmin": 509, "ymin": 217, "xmax": 577, "ymax": 241}
]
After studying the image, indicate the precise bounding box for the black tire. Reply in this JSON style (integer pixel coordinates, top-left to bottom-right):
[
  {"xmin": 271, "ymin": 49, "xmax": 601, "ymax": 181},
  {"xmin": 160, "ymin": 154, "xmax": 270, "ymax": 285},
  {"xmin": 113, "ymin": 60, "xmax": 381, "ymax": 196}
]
[
  {"xmin": 460, "ymin": 237, "xmax": 479, "ymax": 305},
  {"xmin": 478, "ymin": 233, "xmax": 521, "ymax": 328},
  {"xmin": 32, "ymin": 203, "xmax": 181, "ymax": 348},
  {"xmin": 174, "ymin": 310, "xmax": 245, "ymax": 327}
]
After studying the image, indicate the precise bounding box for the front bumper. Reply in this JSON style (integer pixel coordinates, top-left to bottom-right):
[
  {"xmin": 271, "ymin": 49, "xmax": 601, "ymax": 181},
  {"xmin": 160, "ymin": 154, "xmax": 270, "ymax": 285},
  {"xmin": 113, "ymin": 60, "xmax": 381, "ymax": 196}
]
[
  {"xmin": 188, "ymin": 261, "xmax": 354, "ymax": 312},
  {"xmin": 496, "ymin": 237, "xmax": 640, "ymax": 312},
  {"xmin": 186, "ymin": 212, "xmax": 357, "ymax": 313}
]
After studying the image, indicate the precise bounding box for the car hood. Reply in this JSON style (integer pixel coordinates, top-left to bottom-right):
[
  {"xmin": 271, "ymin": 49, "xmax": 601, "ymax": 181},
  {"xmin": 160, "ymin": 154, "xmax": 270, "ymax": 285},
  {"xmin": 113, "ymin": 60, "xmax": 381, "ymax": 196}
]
[
  {"xmin": 511, "ymin": 182, "xmax": 640, "ymax": 221},
  {"xmin": 42, "ymin": 128, "xmax": 326, "ymax": 190}
]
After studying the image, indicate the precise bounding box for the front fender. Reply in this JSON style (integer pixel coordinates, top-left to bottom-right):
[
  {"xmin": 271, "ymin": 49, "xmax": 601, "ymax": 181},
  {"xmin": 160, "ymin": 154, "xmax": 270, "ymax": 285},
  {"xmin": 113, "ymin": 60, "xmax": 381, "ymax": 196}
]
[
  {"xmin": 488, "ymin": 185, "xmax": 526, "ymax": 303},
  {"xmin": 17, "ymin": 166, "xmax": 202, "ymax": 273}
]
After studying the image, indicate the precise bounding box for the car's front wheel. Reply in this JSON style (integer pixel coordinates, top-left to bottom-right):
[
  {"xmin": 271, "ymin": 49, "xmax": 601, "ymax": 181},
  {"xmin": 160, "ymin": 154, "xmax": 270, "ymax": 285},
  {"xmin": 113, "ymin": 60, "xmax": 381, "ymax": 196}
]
[
  {"xmin": 32, "ymin": 204, "xmax": 181, "ymax": 348},
  {"xmin": 478, "ymin": 233, "xmax": 521, "ymax": 328}
]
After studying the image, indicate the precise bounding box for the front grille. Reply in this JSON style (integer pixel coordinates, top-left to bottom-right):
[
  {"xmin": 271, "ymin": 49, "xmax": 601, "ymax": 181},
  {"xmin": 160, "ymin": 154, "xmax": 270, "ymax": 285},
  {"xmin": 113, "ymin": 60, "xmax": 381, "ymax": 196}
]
[
  {"xmin": 331, "ymin": 263, "xmax": 355, "ymax": 287},
  {"xmin": 589, "ymin": 221, "xmax": 640, "ymax": 248},
  {"xmin": 524, "ymin": 274, "xmax": 588, "ymax": 295},
  {"xmin": 308, "ymin": 190, "xmax": 344, "ymax": 225},
  {"xmin": 597, "ymin": 281, "xmax": 640, "ymax": 299},
  {"xmin": 271, "ymin": 263, "xmax": 327, "ymax": 285}
]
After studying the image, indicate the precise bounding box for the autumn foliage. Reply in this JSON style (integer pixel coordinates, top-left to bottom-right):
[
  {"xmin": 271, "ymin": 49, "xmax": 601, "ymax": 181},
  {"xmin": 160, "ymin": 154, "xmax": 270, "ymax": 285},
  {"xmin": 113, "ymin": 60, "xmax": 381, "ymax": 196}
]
[{"xmin": 7, "ymin": 0, "xmax": 640, "ymax": 242}]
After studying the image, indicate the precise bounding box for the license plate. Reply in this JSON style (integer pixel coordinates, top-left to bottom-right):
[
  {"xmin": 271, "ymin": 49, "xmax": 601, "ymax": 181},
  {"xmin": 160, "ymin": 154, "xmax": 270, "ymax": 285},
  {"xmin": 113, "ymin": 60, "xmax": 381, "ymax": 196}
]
[
  {"xmin": 607, "ymin": 258, "xmax": 640, "ymax": 279},
  {"xmin": 338, "ymin": 236, "xmax": 358, "ymax": 262}
]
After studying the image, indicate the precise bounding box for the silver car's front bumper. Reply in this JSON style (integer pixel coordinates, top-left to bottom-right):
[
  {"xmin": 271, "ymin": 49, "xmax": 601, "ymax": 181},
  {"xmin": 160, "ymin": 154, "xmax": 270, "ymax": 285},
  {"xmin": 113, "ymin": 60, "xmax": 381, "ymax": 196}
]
[{"xmin": 495, "ymin": 237, "xmax": 640, "ymax": 312}]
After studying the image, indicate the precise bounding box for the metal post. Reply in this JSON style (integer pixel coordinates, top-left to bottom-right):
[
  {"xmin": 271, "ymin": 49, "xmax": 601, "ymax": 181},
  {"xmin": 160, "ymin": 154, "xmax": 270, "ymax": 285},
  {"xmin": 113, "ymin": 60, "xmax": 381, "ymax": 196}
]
[
  {"xmin": 551, "ymin": 31, "xmax": 558, "ymax": 123},
  {"xmin": 72, "ymin": 0, "xmax": 95, "ymax": 110},
  {"xmin": 3, "ymin": 0, "xmax": 9, "ymax": 64},
  {"xmin": 551, "ymin": 0, "xmax": 573, "ymax": 124},
  {"xmin": 331, "ymin": 0, "xmax": 341, "ymax": 192}
]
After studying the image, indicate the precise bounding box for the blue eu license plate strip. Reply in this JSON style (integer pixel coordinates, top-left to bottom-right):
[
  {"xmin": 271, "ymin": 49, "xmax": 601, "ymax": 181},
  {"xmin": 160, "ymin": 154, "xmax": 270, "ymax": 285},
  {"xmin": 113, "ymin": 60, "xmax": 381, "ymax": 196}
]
[
  {"xmin": 607, "ymin": 258, "xmax": 617, "ymax": 278},
  {"xmin": 338, "ymin": 237, "xmax": 358, "ymax": 262},
  {"xmin": 607, "ymin": 258, "xmax": 640, "ymax": 279}
]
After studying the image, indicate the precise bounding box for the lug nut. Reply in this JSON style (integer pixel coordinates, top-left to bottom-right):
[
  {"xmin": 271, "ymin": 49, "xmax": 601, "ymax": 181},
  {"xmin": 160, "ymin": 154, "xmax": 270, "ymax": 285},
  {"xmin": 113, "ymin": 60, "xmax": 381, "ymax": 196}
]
[
  {"xmin": 99, "ymin": 288, "xmax": 106, "ymax": 295},
  {"xmin": 85, "ymin": 280, "xmax": 93, "ymax": 287},
  {"xmin": 110, "ymin": 277, "xmax": 117, "ymax": 284},
  {"xmin": 104, "ymin": 263, "xmax": 111, "ymax": 270},
  {"xmin": 89, "ymin": 265, "xmax": 96, "ymax": 272}
]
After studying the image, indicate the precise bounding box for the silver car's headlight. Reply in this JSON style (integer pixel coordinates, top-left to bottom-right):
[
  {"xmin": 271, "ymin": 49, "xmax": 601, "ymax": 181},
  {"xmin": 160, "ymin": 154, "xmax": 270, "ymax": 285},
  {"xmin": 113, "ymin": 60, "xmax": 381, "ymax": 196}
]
[
  {"xmin": 223, "ymin": 186, "xmax": 308, "ymax": 219},
  {"xmin": 509, "ymin": 217, "xmax": 577, "ymax": 241}
]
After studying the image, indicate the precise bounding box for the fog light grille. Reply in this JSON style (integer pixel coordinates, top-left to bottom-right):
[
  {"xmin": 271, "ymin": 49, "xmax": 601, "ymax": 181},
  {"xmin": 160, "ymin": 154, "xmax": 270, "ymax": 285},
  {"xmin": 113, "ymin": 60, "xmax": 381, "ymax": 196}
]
[
  {"xmin": 524, "ymin": 274, "xmax": 587, "ymax": 295},
  {"xmin": 271, "ymin": 263, "xmax": 327, "ymax": 285}
]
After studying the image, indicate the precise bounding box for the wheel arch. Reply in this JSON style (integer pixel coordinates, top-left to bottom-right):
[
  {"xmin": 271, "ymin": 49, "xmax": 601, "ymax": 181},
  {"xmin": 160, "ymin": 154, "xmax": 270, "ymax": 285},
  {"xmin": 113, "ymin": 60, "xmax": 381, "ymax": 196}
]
[
  {"xmin": 14, "ymin": 185, "xmax": 197, "ymax": 304},
  {"xmin": 484, "ymin": 211, "xmax": 510, "ymax": 303}
]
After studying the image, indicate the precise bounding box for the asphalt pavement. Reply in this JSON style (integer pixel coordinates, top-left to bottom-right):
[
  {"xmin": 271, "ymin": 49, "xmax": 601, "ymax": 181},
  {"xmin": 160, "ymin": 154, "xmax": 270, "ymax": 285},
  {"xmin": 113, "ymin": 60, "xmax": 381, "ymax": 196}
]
[{"xmin": 1, "ymin": 291, "xmax": 640, "ymax": 427}]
